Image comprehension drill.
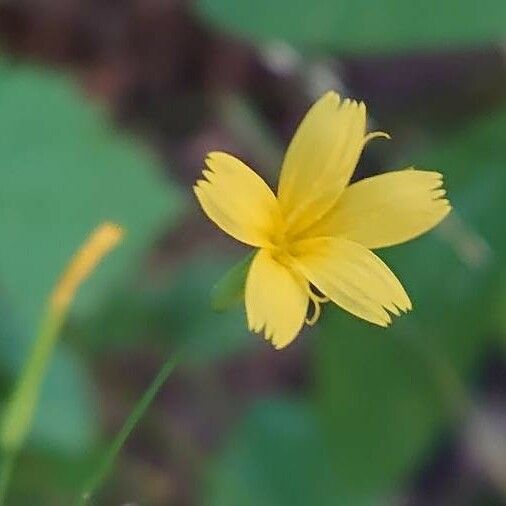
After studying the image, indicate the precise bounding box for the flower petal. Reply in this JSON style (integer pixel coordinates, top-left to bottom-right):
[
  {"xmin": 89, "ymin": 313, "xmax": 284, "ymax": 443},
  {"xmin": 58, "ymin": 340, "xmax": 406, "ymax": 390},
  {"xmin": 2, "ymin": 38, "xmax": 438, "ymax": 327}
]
[
  {"xmin": 277, "ymin": 92, "xmax": 367, "ymax": 234},
  {"xmin": 306, "ymin": 169, "xmax": 451, "ymax": 249},
  {"xmin": 291, "ymin": 237, "xmax": 411, "ymax": 327},
  {"xmin": 194, "ymin": 152, "xmax": 281, "ymax": 247},
  {"xmin": 245, "ymin": 249, "xmax": 309, "ymax": 349}
]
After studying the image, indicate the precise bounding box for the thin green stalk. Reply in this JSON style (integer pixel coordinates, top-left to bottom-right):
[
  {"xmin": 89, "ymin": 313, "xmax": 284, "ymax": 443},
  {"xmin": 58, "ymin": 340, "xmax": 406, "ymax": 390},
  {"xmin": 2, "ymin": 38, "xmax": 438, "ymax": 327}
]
[
  {"xmin": 0, "ymin": 311, "xmax": 63, "ymax": 453},
  {"xmin": 77, "ymin": 349, "xmax": 184, "ymax": 505},
  {"xmin": 0, "ymin": 223, "xmax": 124, "ymax": 504},
  {"xmin": 0, "ymin": 310, "xmax": 64, "ymax": 505}
]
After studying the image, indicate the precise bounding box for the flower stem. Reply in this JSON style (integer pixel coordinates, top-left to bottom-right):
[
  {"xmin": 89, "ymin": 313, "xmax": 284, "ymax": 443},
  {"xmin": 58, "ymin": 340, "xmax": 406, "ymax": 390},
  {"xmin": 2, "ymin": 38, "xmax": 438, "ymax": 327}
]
[
  {"xmin": 77, "ymin": 348, "xmax": 184, "ymax": 505},
  {"xmin": 0, "ymin": 223, "xmax": 124, "ymax": 504},
  {"xmin": 0, "ymin": 310, "xmax": 63, "ymax": 505},
  {"xmin": 0, "ymin": 311, "xmax": 63, "ymax": 454}
]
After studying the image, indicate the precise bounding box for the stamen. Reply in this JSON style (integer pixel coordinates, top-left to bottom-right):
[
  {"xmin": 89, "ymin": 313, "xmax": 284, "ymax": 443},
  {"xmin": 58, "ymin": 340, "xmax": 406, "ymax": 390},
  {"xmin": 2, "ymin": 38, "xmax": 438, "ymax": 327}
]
[
  {"xmin": 305, "ymin": 286, "xmax": 329, "ymax": 326},
  {"xmin": 363, "ymin": 131, "xmax": 391, "ymax": 145},
  {"xmin": 306, "ymin": 297, "xmax": 321, "ymax": 326}
]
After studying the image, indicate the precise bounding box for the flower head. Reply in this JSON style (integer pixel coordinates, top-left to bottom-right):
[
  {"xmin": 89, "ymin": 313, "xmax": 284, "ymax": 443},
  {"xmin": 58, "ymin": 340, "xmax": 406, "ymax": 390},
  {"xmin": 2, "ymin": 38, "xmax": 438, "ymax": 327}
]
[{"xmin": 194, "ymin": 92, "xmax": 451, "ymax": 349}]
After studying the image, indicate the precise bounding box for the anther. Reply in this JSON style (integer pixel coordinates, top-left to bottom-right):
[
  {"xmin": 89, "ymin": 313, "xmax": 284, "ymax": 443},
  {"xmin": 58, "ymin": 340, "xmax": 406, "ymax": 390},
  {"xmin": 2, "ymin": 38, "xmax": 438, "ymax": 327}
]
[
  {"xmin": 306, "ymin": 298, "xmax": 321, "ymax": 326},
  {"xmin": 363, "ymin": 131, "xmax": 391, "ymax": 145},
  {"xmin": 305, "ymin": 286, "xmax": 329, "ymax": 326}
]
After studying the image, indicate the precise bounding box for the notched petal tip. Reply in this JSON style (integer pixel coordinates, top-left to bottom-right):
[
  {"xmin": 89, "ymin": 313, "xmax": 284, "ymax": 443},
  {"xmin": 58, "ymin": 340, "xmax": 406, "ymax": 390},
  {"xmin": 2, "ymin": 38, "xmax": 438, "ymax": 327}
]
[
  {"xmin": 386, "ymin": 303, "xmax": 401, "ymax": 317},
  {"xmin": 202, "ymin": 168, "xmax": 214, "ymax": 180},
  {"xmin": 204, "ymin": 151, "xmax": 238, "ymax": 170},
  {"xmin": 431, "ymin": 188, "xmax": 446, "ymax": 200},
  {"xmin": 377, "ymin": 317, "xmax": 390, "ymax": 328},
  {"xmin": 272, "ymin": 331, "xmax": 297, "ymax": 350},
  {"xmin": 395, "ymin": 296, "xmax": 412, "ymax": 317},
  {"xmin": 206, "ymin": 150, "xmax": 225, "ymax": 161},
  {"xmin": 322, "ymin": 90, "xmax": 340, "ymax": 102},
  {"xmin": 193, "ymin": 182, "xmax": 207, "ymax": 198},
  {"xmin": 247, "ymin": 311, "xmax": 264, "ymax": 335},
  {"xmin": 251, "ymin": 322, "xmax": 298, "ymax": 351},
  {"xmin": 394, "ymin": 301, "xmax": 412, "ymax": 316},
  {"xmin": 440, "ymin": 202, "xmax": 452, "ymax": 219},
  {"xmin": 384, "ymin": 287, "xmax": 412, "ymax": 321},
  {"xmin": 193, "ymin": 180, "xmax": 209, "ymax": 194},
  {"xmin": 247, "ymin": 297, "xmax": 298, "ymax": 351},
  {"xmin": 419, "ymin": 170, "xmax": 446, "ymax": 189}
]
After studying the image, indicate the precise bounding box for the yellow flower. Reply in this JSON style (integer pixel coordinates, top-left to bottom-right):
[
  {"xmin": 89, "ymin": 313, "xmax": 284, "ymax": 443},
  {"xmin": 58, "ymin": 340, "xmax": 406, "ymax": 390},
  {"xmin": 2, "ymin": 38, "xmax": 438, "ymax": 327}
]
[{"xmin": 194, "ymin": 92, "xmax": 451, "ymax": 349}]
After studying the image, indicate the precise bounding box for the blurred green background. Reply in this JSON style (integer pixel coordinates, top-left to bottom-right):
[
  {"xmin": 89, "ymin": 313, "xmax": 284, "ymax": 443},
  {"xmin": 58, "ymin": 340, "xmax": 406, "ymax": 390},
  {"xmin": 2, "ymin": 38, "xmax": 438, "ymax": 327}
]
[{"xmin": 0, "ymin": 0, "xmax": 505, "ymax": 504}]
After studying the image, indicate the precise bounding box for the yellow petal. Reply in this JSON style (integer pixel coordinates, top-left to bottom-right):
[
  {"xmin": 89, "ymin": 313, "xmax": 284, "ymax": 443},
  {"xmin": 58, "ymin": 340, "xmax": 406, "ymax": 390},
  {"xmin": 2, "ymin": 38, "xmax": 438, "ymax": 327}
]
[
  {"xmin": 291, "ymin": 237, "xmax": 411, "ymax": 327},
  {"xmin": 306, "ymin": 169, "xmax": 451, "ymax": 249},
  {"xmin": 277, "ymin": 92, "xmax": 366, "ymax": 235},
  {"xmin": 245, "ymin": 249, "xmax": 308, "ymax": 349},
  {"xmin": 194, "ymin": 152, "xmax": 281, "ymax": 247}
]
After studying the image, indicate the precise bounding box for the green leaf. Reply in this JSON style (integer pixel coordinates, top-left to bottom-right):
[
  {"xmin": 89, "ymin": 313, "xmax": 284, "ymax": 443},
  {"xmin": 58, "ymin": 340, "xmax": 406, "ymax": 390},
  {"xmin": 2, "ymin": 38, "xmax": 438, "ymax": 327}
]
[
  {"xmin": 210, "ymin": 252, "xmax": 254, "ymax": 312},
  {"xmin": 205, "ymin": 398, "xmax": 349, "ymax": 506},
  {"xmin": 196, "ymin": 0, "xmax": 506, "ymax": 54},
  {"xmin": 0, "ymin": 65, "xmax": 184, "ymax": 341},
  {"xmin": 417, "ymin": 107, "xmax": 506, "ymax": 193},
  {"xmin": 412, "ymin": 108, "xmax": 506, "ymax": 350},
  {"xmin": 27, "ymin": 346, "xmax": 98, "ymax": 455},
  {"xmin": 314, "ymin": 313, "xmax": 452, "ymax": 499}
]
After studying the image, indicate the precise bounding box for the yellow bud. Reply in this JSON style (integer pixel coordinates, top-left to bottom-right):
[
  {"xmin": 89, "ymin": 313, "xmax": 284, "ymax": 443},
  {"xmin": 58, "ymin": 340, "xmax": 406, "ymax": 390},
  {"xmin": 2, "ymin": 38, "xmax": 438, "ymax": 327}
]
[{"xmin": 50, "ymin": 222, "xmax": 124, "ymax": 314}]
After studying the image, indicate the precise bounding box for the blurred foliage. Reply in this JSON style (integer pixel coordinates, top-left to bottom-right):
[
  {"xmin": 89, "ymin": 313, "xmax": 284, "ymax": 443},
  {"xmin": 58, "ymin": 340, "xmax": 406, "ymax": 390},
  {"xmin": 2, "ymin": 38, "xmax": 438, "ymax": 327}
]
[
  {"xmin": 0, "ymin": 64, "xmax": 183, "ymax": 338},
  {"xmin": 0, "ymin": 65, "xmax": 183, "ymax": 459},
  {"xmin": 77, "ymin": 253, "xmax": 251, "ymax": 366},
  {"xmin": 197, "ymin": 0, "xmax": 506, "ymax": 53},
  {"xmin": 205, "ymin": 398, "xmax": 343, "ymax": 506}
]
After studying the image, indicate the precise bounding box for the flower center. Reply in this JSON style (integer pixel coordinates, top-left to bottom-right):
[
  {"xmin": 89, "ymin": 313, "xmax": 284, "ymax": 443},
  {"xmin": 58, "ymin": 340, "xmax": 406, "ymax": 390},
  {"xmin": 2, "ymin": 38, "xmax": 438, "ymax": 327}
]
[
  {"xmin": 268, "ymin": 230, "xmax": 330, "ymax": 326},
  {"xmin": 268, "ymin": 228, "xmax": 292, "ymax": 260}
]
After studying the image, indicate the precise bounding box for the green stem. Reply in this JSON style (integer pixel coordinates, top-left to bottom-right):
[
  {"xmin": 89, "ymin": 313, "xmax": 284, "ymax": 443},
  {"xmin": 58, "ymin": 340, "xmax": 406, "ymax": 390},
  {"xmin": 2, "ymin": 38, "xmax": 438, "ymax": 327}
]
[
  {"xmin": 0, "ymin": 311, "xmax": 63, "ymax": 452},
  {"xmin": 77, "ymin": 349, "xmax": 184, "ymax": 505},
  {"xmin": 0, "ymin": 310, "xmax": 64, "ymax": 504}
]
